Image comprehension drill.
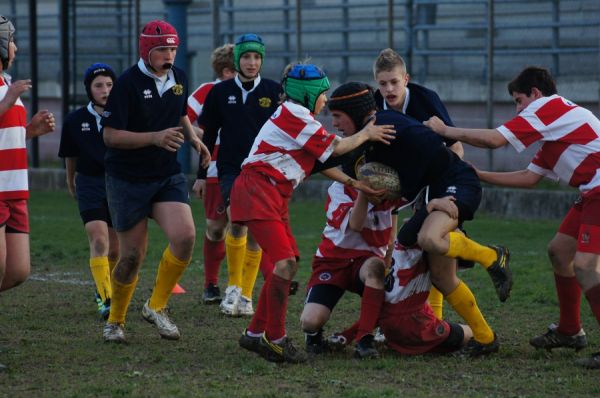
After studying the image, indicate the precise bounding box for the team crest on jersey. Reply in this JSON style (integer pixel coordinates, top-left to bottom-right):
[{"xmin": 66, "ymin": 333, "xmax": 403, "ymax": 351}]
[
  {"xmin": 318, "ymin": 272, "xmax": 332, "ymax": 282},
  {"xmin": 581, "ymin": 231, "xmax": 590, "ymax": 245},
  {"xmin": 446, "ymin": 185, "xmax": 457, "ymax": 195},
  {"xmin": 172, "ymin": 84, "xmax": 184, "ymax": 96},
  {"xmin": 228, "ymin": 95, "xmax": 237, "ymax": 104},
  {"xmin": 258, "ymin": 97, "xmax": 272, "ymax": 108},
  {"xmin": 81, "ymin": 122, "xmax": 91, "ymax": 132},
  {"xmin": 143, "ymin": 89, "xmax": 153, "ymax": 99}
]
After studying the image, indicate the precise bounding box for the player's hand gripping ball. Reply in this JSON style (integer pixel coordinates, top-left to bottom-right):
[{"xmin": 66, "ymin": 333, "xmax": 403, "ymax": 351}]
[{"xmin": 357, "ymin": 162, "xmax": 402, "ymax": 200}]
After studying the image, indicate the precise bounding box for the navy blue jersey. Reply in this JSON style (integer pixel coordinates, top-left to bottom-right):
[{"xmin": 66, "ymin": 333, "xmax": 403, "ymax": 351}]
[
  {"xmin": 375, "ymin": 82, "xmax": 456, "ymax": 147},
  {"xmin": 58, "ymin": 104, "xmax": 106, "ymax": 176},
  {"xmin": 365, "ymin": 110, "xmax": 468, "ymax": 202},
  {"xmin": 197, "ymin": 76, "xmax": 282, "ymax": 179},
  {"xmin": 101, "ymin": 64, "xmax": 188, "ymax": 180}
]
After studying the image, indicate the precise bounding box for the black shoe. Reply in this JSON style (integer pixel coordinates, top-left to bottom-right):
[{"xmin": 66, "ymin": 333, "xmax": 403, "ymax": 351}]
[
  {"xmin": 203, "ymin": 283, "xmax": 222, "ymax": 304},
  {"xmin": 258, "ymin": 335, "xmax": 307, "ymax": 364},
  {"xmin": 530, "ymin": 324, "xmax": 587, "ymax": 352},
  {"xmin": 575, "ymin": 352, "xmax": 600, "ymax": 369},
  {"xmin": 486, "ymin": 245, "xmax": 513, "ymax": 302},
  {"xmin": 305, "ymin": 329, "xmax": 330, "ymax": 355},
  {"xmin": 289, "ymin": 280, "xmax": 299, "ymax": 296},
  {"xmin": 354, "ymin": 334, "xmax": 379, "ymax": 359},
  {"xmin": 239, "ymin": 329, "xmax": 262, "ymax": 354},
  {"xmin": 460, "ymin": 335, "xmax": 500, "ymax": 357}
]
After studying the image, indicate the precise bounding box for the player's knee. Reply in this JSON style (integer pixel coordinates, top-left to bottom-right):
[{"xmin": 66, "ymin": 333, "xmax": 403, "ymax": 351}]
[
  {"xmin": 90, "ymin": 236, "xmax": 109, "ymax": 256},
  {"xmin": 362, "ymin": 259, "xmax": 385, "ymax": 285},
  {"xmin": 417, "ymin": 231, "xmax": 440, "ymax": 254},
  {"xmin": 275, "ymin": 258, "xmax": 298, "ymax": 279},
  {"xmin": 300, "ymin": 311, "xmax": 327, "ymax": 333},
  {"xmin": 206, "ymin": 224, "xmax": 226, "ymax": 241},
  {"xmin": 229, "ymin": 223, "xmax": 246, "ymax": 237}
]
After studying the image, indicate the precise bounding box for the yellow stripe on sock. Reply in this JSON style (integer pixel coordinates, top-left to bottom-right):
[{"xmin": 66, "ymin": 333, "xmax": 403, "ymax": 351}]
[
  {"xmin": 427, "ymin": 287, "xmax": 444, "ymax": 320},
  {"xmin": 108, "ymin": 276, "xmax": 138, "ymax": 325},
  {"xmin": 446, "ymin": 280, "xmax": 494, "ymax": 344},
  {"xmin": 241, "ymin": 248, "xmax": 262, "ymax": 299},
  {"xmin": 445, "ymin": 231, "xmax": 497, "ymax": 268},
  {"xmin": 90, "ymin": 256, "xmax": 112, "ymax": 302},
  {"xmin": 148, "ymin": 246, "xmax": 190, "ymax": 311},
  {"xmin": 225, "ymin": 232, "xmax": 246, "ymax": 288}
]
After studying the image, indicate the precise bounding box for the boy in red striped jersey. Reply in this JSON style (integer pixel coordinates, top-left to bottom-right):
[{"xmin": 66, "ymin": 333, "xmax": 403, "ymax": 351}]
[
  {"xmin": 233, "ymin": 63, "xmax": 396, "ymax": 363},
  {"xmin": 0, "ymin": 15, "xmax": 55, "ymax": 371},
  {"xmin": 426, "ymin": 66, "xmax": 600, "ymax": 369}
]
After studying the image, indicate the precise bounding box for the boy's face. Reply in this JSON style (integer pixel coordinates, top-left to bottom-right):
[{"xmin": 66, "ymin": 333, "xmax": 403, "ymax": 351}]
[
  {"xmin": 512, "ymin": 91, "xmax": 538, "ymax": 114},
  {"xmin": 376, "ymin": 66, "xmax": 409, "ymax": 111},
  {"xmin": 149, "ymin": 47, "xmax": 177, "ymax": 75},
  {"xmin": 5, "ymin": 39, "xmax": 16, "ymax": 69},
  {"xmin": 239, "ymin": 52, "xmax": 262, "ymax": 79},
  {"xmin": 90, "ymin": 75, "xmax": 114, "ymax": 107},
  {"xmin": 331, "ymin": 110, "xmax": 357, "ymax": 137},
  {"xmin": 313, "ymin": 93, "xmax": 327, "ymax": 115}
]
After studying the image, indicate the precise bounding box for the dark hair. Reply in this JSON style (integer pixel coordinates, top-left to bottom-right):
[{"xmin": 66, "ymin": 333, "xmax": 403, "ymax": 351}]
[
  {"xmin": 507, "ymin": 67, "xmax": 557, "ymax": 97},
  {"xmin": 328, "ymin": 82, "xmax": 377, "ymax": 131}
]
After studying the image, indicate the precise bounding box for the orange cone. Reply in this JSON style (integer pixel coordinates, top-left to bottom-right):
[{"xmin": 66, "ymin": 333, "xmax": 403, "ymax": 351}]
[{"xmin": 172, "ymin": 283, "xmax": 186, "ymax": 294}]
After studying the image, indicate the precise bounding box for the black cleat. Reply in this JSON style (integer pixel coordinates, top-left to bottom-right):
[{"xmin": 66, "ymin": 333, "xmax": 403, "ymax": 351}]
[
  {"xmin": 575, "ymin": 352, "xmax": 600, "ymax": 369},
  {"xmin": 530, "ymin": 324, "xmax": 587, "ymax": 352},
  {"xmin": 203, "ymin": 283, "xmax": 222, "ymax": 304},
  {"xmin": 289, "ymin": 280, "xmax": 299, "ymax": 296},
  {"xmin": 258, "ymin": 335, "xmax": 307, "ymax": 364},
  {"xmin": 486, "ymin": 245, "xmax": 513, "ymax": 302},
  {"xmin": 305, "ymin": 329, "xmax": 330, "ymax": 355},
  {"xmin": 239, "ymin": 329, "xmax": 262, "ymax": 354},
  {"xmin": 460, "ymin": 335, "xmax": 499, "ymax": 357},
  {"xmin": 354, "ymin": 334, "xmax": 379, "ymax": 359}
]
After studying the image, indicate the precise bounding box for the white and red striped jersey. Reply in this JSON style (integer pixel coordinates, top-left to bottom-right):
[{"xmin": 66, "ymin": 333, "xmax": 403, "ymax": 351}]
[
  {"xmin": 497, "ymin": 95, "xmax": 600, "ymax": 192},
  {"xmin": 0, "ymin": 75, "xmax": 28, "ymax": 200},
  {"xmin": 385, "ymin": 244, "xmax": 431, "ymax": 310},
  {"xmin": 187, "ymin": 80, "xmax": 220, "ymax": 182},
  {"xmin": 316, "ymin": 182, "xmax": 403, "ymax": 259},
  {"xmin": 241, "ymin": 101, "xmax": 337, "ymax": 188}
]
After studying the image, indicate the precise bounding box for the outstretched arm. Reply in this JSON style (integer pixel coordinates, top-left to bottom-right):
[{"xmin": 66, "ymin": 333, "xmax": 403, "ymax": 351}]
[
  {"xmin": 425, "ymin": 116, "xmax": 508, "ymax": 149},
  {"xmin": 476, "ymin": 168, "xmax": 543, "ymax": 188}
]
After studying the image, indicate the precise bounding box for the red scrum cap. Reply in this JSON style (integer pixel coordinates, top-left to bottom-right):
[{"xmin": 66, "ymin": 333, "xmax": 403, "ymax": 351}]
[{"xmin": 139, "ymin": 20, "xmax": 180, "ymax": 65}]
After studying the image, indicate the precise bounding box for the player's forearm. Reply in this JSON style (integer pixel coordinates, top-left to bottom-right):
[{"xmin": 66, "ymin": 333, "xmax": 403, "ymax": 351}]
[
  {"xmin": 477, "ymin": 169, "xmax": 542, "ymax": 188},
  {"xmin": 180, "ymin": 116, "xmax": 198, "ymax": 142},
  {"xmin": 332, "ymin": 133, "xmax": 367, "ymax": 156},
  {"xmin": 449, "ymin": 141, "xmax": 465, "ymax": 159},
  {"xmin": 349, "ymin": 192, "xmax": 369, "ymax": 231},
  {"xmin": 442, "ymin": 126, "xmax": 506, "ymax": 149},
  {"xmin": 65, "ymin": 158, "xmax": 76, "ymax": 184},
  {"xmin": 103, "ymin": 127, "xmax": 155, "ymax": 149},
  {"xmin": 321, "ymin": 167, "xmax": 356, "ymax": 186}
]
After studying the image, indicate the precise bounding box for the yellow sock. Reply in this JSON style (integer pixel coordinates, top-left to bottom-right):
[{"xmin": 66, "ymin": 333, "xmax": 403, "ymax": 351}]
[
  {"xmin": 225, "ymin": 232, "xmax": 246, "ymax": 288},
  {"xmin": 428, "ymin": 286, "xmax": 444, "ymax": 320},
  {"xmin": 241, "ymin": 248, "xmax": 262, "ymax": 299},
  {"xmin": 90, "ymin": 256, "xmax": 112, "ymax": 302},
  {"xmin": 149, "ymin": 246, "xmax": 190, "ymax": 311},
  {"xmin": 446, "ymin": 280, "xmax": 495, "ymax": 344},
  {"xmin": 108, "ymin": 259, "xmax": 118, "ymax": 274},
  {"xmin": 445, "ymin": 231, "xmax": 497, "ymax": 268},
  {"xmin": 108, "ymin": 275, "xmax": 138, "ymax": 325}
]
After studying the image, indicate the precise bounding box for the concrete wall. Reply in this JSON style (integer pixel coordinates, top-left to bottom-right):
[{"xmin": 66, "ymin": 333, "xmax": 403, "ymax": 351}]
[{"xmin": 29, "ymin": 169, "xmax": 576, "ymax": 220}]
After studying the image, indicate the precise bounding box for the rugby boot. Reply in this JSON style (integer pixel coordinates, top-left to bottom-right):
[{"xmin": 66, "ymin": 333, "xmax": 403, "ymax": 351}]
[
  {"xmin": 530, "ymin": 323, "xmax": 587, "ymax": 352},
  {"xmin": 460, "ymin": 334, "xmax": 499, "ymax": 357},
  {"xmin": 258, "ymin": 334, "xmax": 307, "ymax": 364},
  {"xmin": 326, "ymin": 333, "xmax": 350, "ymax": 352},
  {"xmin": 103, "ymin": 323, "xmax": 126, "ymax": 343},
  {"xmin": 142, "ymin": 300, "xmax": 181, "ymax": 340},
  {"xmin": 575, "ymin": 352, "xmax": 600, "ymax": 369},
  {"xmin": 486, "ymin": 245, "xmax": 513, "ymax": 302},
  {"xmin": 220, "ymin": 285, "xmax": 241, "ymax": 316},
  {"xmin": 236, "ymin": 296, "xmax": 254, "ymax": 316},
  {"xmin": 239, "ymin": 329, "xmax": 262, "ymax": 355},
  {"xmin": 305, "ymin": 329, "xmax": 330, "ymax": 355},
  {"xmin": 203, "ymin": 283, "xmax": 222, "ymax": 304},
  {"xmin": 354, "ymin": 334, "xmax": 379, "ymax": 359}
]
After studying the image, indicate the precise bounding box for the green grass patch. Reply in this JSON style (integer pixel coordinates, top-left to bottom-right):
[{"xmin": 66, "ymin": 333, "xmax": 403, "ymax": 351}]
[{"xmin": 0, "ymin": 192, "xmax": 598, "ymax": 396}]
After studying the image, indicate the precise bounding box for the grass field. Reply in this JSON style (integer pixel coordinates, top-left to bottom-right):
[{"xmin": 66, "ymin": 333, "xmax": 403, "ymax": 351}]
[{"xmin": 1, "ymin": 191, "xmax": 599, "ymax": 397}]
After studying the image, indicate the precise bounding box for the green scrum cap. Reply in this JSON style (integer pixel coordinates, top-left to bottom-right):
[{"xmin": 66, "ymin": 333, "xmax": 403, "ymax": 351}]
[
  {"xmin": 283, "ymin": 64, "xmax": 330, "ymax": 113},
  {"xmin": 233, "ymin": 33, "xmax": 265, "ymax": 72}
]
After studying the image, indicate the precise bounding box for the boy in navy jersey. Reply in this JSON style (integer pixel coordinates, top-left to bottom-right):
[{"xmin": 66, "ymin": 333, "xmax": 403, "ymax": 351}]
[
  {"xmin": 327, "ymin": 83, "xmax": 510, "ymax": 356},
  {"xmin": 100, "ymin": 20, "xmax": 210, "ymax": 343},
  {"xmin": 58, "ymin": 63, "xmax": 119, "ymax": 319},
  {"xmin": 198, "ymin": 34, "xmax": 282, "ymax": 316}
]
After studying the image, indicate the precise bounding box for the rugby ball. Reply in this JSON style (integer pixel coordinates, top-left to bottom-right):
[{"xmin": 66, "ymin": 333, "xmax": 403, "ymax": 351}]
[{"xmin": 357, "ymin": 162, "xmax": 402, "ymax": 199}]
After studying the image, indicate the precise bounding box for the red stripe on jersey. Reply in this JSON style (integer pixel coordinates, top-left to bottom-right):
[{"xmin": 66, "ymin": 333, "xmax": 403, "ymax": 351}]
[
  {"xmin": 531, "ymin": 141, "xmax": 570, "ymax": 170},
  {"xmin": 254, "ymin": 140, "xmax": 283, "ymax": 156},
  {"xmin": 503, "ymin": 116, "xmax": 543, "ymax": 148},
  {"xmin": 0, "ymin": 148, "xmax": 28, "ymax": 171},
  {"xmin": 271, "ymin": 105, "xmax": 307, "ymax": 139},
  {"xmin": 328, "ymin": 202, "xmax": 354, "ymax": 229},
  {"xmin": 395, "ymin": 258, "xmax": 428, "ymax": 286},
  {"xmin": 535, "ymin": 97, "xmax": 577, "ymax": 126},
  {"xmin": 187, "ymin": 82, "xmax": 215, "ymax": 121},
  {"xmin": 561, "ymin": 123, "xmax": 599, "ymax": 145},
  {"xmin": 570, "ymin": 152, "xmax": 600, "ymax": 187},
  {"xmin": 302, "ymin": 126, "xmax": 336, "ymax": 159},
  {"xmin": 0, "ymin": 105, "xmax": 27, "ymax": 129},
  {"xmin": 0, "ymin": 190, "xmax": 29, "ymax": 200},
  {"xmin": 360, "ymin": 226, "xmax": 392, "ymax": 248},
  {"xmin": 212, "ymin": 144, "xmax": 219, "ymax": 158}
]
